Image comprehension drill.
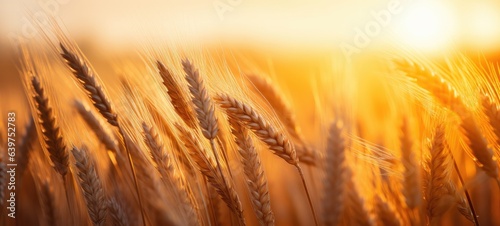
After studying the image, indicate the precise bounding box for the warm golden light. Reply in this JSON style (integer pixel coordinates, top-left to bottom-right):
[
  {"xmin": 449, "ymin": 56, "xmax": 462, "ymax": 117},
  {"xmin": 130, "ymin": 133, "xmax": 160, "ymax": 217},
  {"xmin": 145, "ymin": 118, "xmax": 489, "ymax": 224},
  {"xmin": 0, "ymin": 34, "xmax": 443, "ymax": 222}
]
[
  {"xmin": 2, "ymin": 1, "xmax": 500, "ymax": 226},
  {"xmin": 394, "ymin": 1, "xmax": 456, "ymax": 51}
]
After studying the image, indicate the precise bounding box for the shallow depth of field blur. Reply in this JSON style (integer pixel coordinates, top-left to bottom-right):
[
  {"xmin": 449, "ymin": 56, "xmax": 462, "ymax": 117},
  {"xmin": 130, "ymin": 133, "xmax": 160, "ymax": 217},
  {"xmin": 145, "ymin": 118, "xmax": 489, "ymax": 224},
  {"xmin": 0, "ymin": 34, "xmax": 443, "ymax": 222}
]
[{"xmin": 1, "ymin": 0, "xmax": 500, "ymax": 226}]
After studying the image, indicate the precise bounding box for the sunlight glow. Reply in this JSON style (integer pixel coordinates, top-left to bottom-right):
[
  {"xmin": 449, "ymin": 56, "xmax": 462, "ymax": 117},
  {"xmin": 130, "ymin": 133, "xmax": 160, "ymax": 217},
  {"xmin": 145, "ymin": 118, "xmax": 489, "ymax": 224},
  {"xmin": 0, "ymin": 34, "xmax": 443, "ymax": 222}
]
[{"xmin": 395, "ymin": 1, "xmax": 456, "ymax": 51}]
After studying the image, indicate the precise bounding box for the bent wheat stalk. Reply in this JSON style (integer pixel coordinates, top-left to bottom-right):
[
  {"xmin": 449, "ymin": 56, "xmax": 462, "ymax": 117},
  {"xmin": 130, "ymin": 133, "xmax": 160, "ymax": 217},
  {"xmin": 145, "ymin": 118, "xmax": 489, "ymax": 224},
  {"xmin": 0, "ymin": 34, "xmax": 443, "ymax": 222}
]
[
  {"xmin": 426, "ymin": 125, "xmax": 455, "ymax": 224},
  {"xmin": 183, "ymin": 59, "xmax": 232, "ymax": 215},
  {"xmin": 229, "ymin": 118, "xmax": 275, "ymax": 226},
  {"xmin": 176, "ymin": 124, "xmax": 245, "ymax": 225},
  {"xmin": 72, "ymin": 146, "xmax": 108, "ymax": 226},
  {"xmin": 31, "ymin": 75, "xmax": 69, "ymax": 177},
  {"xmin": 400, "ymin": 119, "xmax": 421, "ymax": 209},
  {"xmin": 461, "ymin": 115, "xmax": 499, "ymax": 184},
  {"xmin": 60, "ymin": 43, "xmax": 146, "ymax": 225},
  {"xmin": 322, "ymin": 121, "xmax": 347, "ymax": 226},
  {"xmin": 215, "ymin": 93, "xmax": 318, "ymax": 226},
  {"xmin": 247, "ymin": 74, "xmax": 320, "ymax": 166},
  {"xmin": 157, "ymin": 60, "xmax": 198, "ymax": 129},
  {"xmin": 74, "ymin": 100, "xmax": 119, "ymax": 153},
  {"xmin": 142, "ymin": 122, "xmax": 199, "ymax": 226}
]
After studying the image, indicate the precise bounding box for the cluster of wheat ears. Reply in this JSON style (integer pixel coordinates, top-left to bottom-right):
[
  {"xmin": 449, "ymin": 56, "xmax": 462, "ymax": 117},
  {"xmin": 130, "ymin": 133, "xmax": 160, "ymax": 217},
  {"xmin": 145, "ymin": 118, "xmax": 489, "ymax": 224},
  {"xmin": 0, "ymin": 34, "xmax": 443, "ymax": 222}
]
[{"xmin": 1, "ymin": 24, "xmax": 500, "ymax": 226}]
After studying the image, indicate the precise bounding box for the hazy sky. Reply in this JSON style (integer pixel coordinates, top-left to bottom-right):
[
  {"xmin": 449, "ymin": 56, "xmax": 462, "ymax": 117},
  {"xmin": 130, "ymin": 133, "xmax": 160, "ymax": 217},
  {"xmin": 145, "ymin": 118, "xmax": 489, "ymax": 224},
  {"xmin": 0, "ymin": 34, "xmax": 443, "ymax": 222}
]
[{"xmin": 2, "ymin": 0, "xmax": 500, "ymax": 52}]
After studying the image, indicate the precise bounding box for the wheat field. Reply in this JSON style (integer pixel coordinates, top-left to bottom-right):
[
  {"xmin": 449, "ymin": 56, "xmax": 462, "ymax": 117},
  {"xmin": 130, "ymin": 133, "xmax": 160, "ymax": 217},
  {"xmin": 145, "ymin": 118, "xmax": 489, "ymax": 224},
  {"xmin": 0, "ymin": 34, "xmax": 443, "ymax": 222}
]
[{"xmin": 1, "ymin": 18, "xmax": 500, "ymax": 226}]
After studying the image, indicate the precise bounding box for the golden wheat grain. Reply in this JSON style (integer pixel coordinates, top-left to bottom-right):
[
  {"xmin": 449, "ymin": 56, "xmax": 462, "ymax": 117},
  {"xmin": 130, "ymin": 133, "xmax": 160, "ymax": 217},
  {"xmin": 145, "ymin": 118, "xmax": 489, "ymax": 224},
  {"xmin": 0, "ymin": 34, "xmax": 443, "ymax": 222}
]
[
  {"xmin": 17, "ymin": 118, "xmax": 37, "ymax": 177},
  {"xmin": 396, "ymin": 59, "xmax": 467, "ymax": 114},
  {"xmin": 109, "ymin": 197, "xmax": 130, "ymax": 226},
  {"xmin": 246, "ymin": 74, "xmax": 320, "ymax": 166},
  {"xmin": 461, "ymin": 115, "xmax": 499, "ymax": 180},
  {"xmin": 400, "ymin": 119, "xmax": 421, "ymax": 209},
  {"xmin": 229, "ymin": 118, "xmax": 275, "ymax": 226},
  {"xmin": 72, "ymin": 145, "xmax": 108, "ymax": 226},
  {"xmin": 31, "ymin": 75, "xmax": 69, "ymax": 176},
  {"xmin": 456, "ymin": 189, "xmax": 474, "ymax": 224},
  {"xmin": 322, "ymin": 121, "xmax": 347, "ymax": 226},
  {"xmin": 142, "ymin": 122, "xmax": 200, "ymax": 226},
  {"xmin": 145, "ymin": 103, "xmax": 196, "ymax": 176},
  {"xmin": 183, "ymin": 59, "xmax": 219, "ymax": 140},
  {"xmin": 246, "ymin": 74, "xmax": 299, "ymax": 138},
  {"xmin": 157, "ymin": 60, "xmax": 198, "ymax": 129},
  {"xmin": 481, "ymin": 95, "xmax": 500, "ymax": 144},
  {"xmin": 60, "ymin": 43, "xmax": 147, "ymax": 224},
  {"xmin": 426, "ymin": 125, "xmax": 455, "ymax": 223},
  {"xmin": 74, "ymin": 100, "xmax": 119, "ymax": 152},
  {"xmin": 216, "ymin": 93, "xmax": 318, "ymax": 225},
  {"xmin": 374, "ymin": 195, "xmax": 402, "ymax": 226},
  {"xmin": 345, "ymin": 169, "xmax": 375, "ymax": 226},
  {"xmin": 176, "ymin": 124, "xmax": 245, "ymax": 225},
  {"xmin": 41, "ymin": 181, "xmax": 56, "ymax": 226},
  {"xmin": 60, "ymin": 43, "xmax": 118, "ymax": 127},
  {"xmin": 216, "ymin": 93, "xmax": 298, "ymax": 165}
]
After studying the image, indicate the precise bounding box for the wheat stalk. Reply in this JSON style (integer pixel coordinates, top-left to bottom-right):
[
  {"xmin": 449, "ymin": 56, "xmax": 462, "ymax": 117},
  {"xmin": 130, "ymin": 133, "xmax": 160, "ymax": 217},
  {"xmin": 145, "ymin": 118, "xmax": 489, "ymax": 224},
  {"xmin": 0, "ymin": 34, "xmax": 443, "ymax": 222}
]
[
  {"xmin": 157, "ymin": 60, "xmax": 198, "ymax": 129},
  {"xmin": 322, "ymin": 121, "xmax": 347, "ymax": 226},
  {"xmin": 17, "ymin": 118, "xmax": 37, "ymax": 178},
  {"xmin": 456, "ymin": 191, "xmax": 474, "ymax": 224},
  {"xmin": 215, "ymin": 93, "xmax": 318, "ymax": 225},
  {"xmin": 345, "ymin": 169, "xmax": 375, "ymax": 226},
  {"xmin": 60, "ymin": 43, "xmax": 146, "ymax": 225},
  {"xmin": 425, "ymin": 125, "xmax": 455, "ymax": 223},
  {"xmin": 246, "ymin": 74, "xmax": 299, "ymax": 138},
  {"xmin": 74, "ymin": 100, "xmax": 119, "ymax": 152},
  {"xmin": 183, "ymin": 59, "xmax": 219, "ymax": 140},
  {"xmin": 396, "ymin": 59, "xmax": 467, "ymax": 114},
  {"xmin": 461, "ymin": 115, "xmax": 499, "ymax": 181},
  {"xmin": 72, "ymin": 145, "xmax": 108, "ymax": 226},
  {"xmin": 31, "ymin": 75, "xmax": 69, "ymax": 176},
  {"xmin": 400, "ymin": 119, "xmax": 421, "ymax": 209},
  {"xmin": 142, "ymin": 122, "xmax": 199, "ymax": 226},
  {"xmin": 481, "ymin": 95, "xmax": 500, "ymax": 143},
  {"xmin": 108, "ymin": 197, "xmax": 130, "ymax": 226},
  {"xmin": 216, "ymin": 93, "xmax": 298, "ymax": 165},
  {"xmin": 374, "ymin": 195, "xmax": 402, "ymax": 226},
  {"xmin": 247, "ymin": 74, "xmax": 320, "ymax": 166},
  {"xmin": 229, "ymin": 118, "xmax": 275, "ymax": 226},
  {"xmin": 176, "ymin": 124, "xmax": 245, "ymax": 225},
  {"xmin": 41, "ymin": 181, "xmax": 56, "ymax": 226},
  {"xmin": 60, "ymin": 44, "xmax": 118, "ymax": 127}
]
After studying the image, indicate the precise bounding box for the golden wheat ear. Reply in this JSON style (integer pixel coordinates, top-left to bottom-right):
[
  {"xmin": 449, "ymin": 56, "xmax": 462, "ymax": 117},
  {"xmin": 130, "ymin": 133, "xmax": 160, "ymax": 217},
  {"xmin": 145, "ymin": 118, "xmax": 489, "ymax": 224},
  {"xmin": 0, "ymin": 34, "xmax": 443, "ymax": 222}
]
[
  {"xmin": 108, "ymin": 197, "xmax": 130, "ymax": 226},
  {"xmin": 157, "ymin": 60, "xmax": 198, "ymax": 129},
  {"xmin": 460, "ymin": 116, "xmax": 499, "ymax": 183},
  {"xmin": 400, "ymin": 118, "xmax": 421, "ymax": 209},
  {"xmin": 31, "ymin": 75, "xmax": 69, "ymax": 177},
  {"xmin": 74, "ymin": 100, "xmax": 119, "ymax": 153},
  {"xmin": 215, "ymin": 93, "xmax": 319, "ymax": 226},
  {"xmin": 176, "ymin": 124, "xmax": 246, "ymax": 225},
  {"xmin": 59, "ymin": 42, "xmax": 148, "ymax": 225},
  {"xmin": 40, "ymin": 181, "xmax": 56, "ymax": 226},
  {"xmin": 395, "ymin": 59, "xmax": 467, "ymax": 115},
  {"xmin": 17, "ymin": 118, "xmax": 37, "ymax": 177},
  {"xmin": 72, "ymin": 145, "xmax": 108, "ymax": 226},
  {"xmin": 322, "ymin": 121, "xmax": 347, "ymax": 226},
  {"xmin": 374, "ymin": 195, "xmax": 402, "ymax": 226},
  {"xmin": 59, "ymin": 43, "xmax": 118, "ymax": 127},
  {"xmin": 141, "ymin": 122, "xmax": 200, "ymax": 226},
  {"xmin": 229, "ymin": 118, "xmax": 275, "ymax": 226},
  {"xmin": 183, "ymin": 59, "xmax": 219, "ymax": 140},
  {"xmin": 425, "ymin": 125, "xmax": 455, "ymax": 224}
]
